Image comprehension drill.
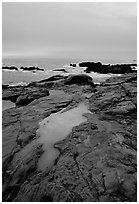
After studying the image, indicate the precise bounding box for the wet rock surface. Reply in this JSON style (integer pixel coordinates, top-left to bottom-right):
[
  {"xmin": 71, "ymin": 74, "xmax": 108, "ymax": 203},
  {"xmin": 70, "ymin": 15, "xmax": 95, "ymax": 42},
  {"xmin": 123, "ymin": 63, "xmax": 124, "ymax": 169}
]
[{"xmin": 2, "ymin": 73, "xmax": 137, "ymax": 201}]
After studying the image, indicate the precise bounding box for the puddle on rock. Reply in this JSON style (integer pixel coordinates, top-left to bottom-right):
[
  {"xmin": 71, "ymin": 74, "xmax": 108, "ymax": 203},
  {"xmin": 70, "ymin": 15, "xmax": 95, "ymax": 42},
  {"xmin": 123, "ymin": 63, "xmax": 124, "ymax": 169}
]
[
  {"xmin": 2, "ymin": 100, "xmax": 15, "ymax": 111},
  {"xmin": 36, "ymin": 103, "xmax": 91, "ymax": 171}
]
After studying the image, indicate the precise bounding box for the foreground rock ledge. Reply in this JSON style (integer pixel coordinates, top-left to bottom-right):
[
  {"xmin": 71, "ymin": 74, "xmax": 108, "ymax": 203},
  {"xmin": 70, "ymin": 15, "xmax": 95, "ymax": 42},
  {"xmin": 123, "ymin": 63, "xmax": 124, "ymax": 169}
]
[{"xmin": 2, "ymin": 73, "xmax": 137, "ymax": 202}]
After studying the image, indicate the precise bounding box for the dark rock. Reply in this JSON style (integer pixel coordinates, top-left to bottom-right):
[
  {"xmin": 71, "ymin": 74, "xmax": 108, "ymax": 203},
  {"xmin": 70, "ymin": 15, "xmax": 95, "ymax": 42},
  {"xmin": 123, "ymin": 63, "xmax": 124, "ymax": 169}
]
[
  {"xmin": 2, "ymin": 90, "xmax": 73, "ymax": 201},
  {"xmin": 79, "ymin": 61, "xmax": 102, "ymax": 68},
  {"xmin": 2, "ymin": 73, "xmax": 137, "ymax": 202},
  {"xmin": 38, "ymin": 75, "xmax": 66, "ymax": 83},
  {"xmin": 2, "ymin": 86, "xmax": 49, "ymax": 106},
  {"xmin": 121, "ymin": 173, "xmax": 137, "ymax": 201},
  {"xmin": 20, "ymin": 66, "xmax": 44, "ymax": 71},
  {"xmin": 79, "ymin": 62, "xmax": 137, "ymax": 74},
  {"xmin": 26, "ymin": 75, "xmax": 67, "ymax": 89},
  {"xmin": 64, "ymin": 74, "xmax": 95, "ymax": 87},
  {"xmin": 2, "ymin": 84, "xmax": 10, "ymax": 89},
  {"xmin": 3, "ymin": 89, "xmax": 21, "ymax": 103},
  {"xmin": 70, "ymin": 63, "xmax": 76, "ymax": 67},
  {"xmin": 2, "ymin": 66, "xmax": 18, "ymax": 71},
  {"xmin": 16, "ymin": 89, "xmax": 49, "ymax": 106},
  {"xmin": 2, "ymin": 75, "xmax": 68, "ymax": 105}
]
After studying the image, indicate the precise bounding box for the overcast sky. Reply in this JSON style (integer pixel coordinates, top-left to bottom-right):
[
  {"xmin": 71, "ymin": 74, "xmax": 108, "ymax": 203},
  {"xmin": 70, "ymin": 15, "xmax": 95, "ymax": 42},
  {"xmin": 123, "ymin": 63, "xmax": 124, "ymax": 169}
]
[{"xmin": 2, "ymin": 2, "xmax": 137, "ymax": 62}]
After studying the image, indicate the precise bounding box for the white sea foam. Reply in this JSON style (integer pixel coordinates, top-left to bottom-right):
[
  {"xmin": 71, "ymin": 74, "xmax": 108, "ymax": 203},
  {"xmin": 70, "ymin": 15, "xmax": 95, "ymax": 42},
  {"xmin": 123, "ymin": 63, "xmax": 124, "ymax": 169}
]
[
  {"xmin": 131, "ymin": 66, "xmax": 137, "ymax": 70},
  {"xmin": 8, "ymin": 81, "xmax": 29, "ymax": 87},
  {"xmin": 2, "ymin": 69, "xmax": 18, "ymax": 72},
  {"xmin": 2, "ymin": 57, "xmax": 125, "ymax": 86}
]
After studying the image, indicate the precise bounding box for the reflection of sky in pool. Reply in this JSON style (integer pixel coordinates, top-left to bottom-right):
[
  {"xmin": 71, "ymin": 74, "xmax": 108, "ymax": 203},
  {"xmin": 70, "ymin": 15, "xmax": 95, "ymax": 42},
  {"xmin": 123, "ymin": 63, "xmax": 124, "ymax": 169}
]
[
  {"xmin": 2, "ymin": 100, "xmax": 15, "ymax": 111},
  {"xmin": 36, "ymin": 103, "xmax": 90, "ymax": 171}
]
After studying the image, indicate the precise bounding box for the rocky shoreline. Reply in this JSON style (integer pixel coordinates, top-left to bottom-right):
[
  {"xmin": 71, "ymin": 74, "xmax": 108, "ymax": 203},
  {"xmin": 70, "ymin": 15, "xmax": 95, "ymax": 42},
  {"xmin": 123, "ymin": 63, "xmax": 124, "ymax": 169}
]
[
  {"xmin": 79, "ymin": 62, "xmax": 137, "ymax": 74},
  {"xmin": 2, "ymin": 61, "xmax": 137, "ymax": 74},
  {"xmin": 2, "ymin": 70, "xmax": 137, "ymax": 201},
  {"xmin": 2, "ymin": 66, "xmax": 44, "ymax": 72}
]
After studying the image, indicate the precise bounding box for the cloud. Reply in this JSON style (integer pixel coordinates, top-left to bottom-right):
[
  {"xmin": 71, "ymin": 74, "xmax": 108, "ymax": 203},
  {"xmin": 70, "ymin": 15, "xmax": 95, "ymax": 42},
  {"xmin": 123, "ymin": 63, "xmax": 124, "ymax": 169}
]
[{"xmin": 2, "ymin": 2, "xmax": 137, "ymax": 62}]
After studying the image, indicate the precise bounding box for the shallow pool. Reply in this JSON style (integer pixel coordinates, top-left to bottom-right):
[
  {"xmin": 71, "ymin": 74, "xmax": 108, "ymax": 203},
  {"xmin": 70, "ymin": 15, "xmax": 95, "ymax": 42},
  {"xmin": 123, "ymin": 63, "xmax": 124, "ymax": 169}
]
[
  {"xmin": 36, "ymin": 103, "xmax": 90, "ymax": 171},
  {"xmin": 2, "ymin": 100, "xmax": 15, "ymax": 111}
]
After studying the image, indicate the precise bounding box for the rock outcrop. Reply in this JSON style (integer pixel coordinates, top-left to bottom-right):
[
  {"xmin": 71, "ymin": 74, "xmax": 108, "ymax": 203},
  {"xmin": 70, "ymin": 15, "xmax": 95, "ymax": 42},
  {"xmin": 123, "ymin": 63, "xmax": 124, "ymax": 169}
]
[
  {"xmin": 2, "ymin": 73, "xmax": 137, "ymax": 202},
  {"xmin": 70, "ymin": 63, "xmax": 76, "ymax": 67},
  {"xmin": 2, "ymin": 86, "xmax": 49, "ymax": 106},
  {"xmin": 2, "ymin": 66, "xmax": 18, "ymax": 71},
  {"xmin": 79, "ymin": 62, "xmax": 137, "ymax": 74},
  {"xmin": 2, "ymin": 66, "xmax": 44, "ymax": 72},
  {"xmin": 2, "ymin": 74, "xmax": 94, "ymax": 106},
  {"xmin": 20, "ymin": 66, "xmax": 44, "ymax": 71},
  {"xmin": 64, "ymin": 74, "xmax": 95, "ymax": 87}
]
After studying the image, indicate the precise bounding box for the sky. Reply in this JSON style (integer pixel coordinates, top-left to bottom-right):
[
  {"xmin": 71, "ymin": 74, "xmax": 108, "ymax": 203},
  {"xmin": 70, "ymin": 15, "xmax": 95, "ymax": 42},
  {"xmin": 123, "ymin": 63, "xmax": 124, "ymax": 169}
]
[{"xmin": 2, "ymin": 2, "xmax": 137, "ymax": 62}]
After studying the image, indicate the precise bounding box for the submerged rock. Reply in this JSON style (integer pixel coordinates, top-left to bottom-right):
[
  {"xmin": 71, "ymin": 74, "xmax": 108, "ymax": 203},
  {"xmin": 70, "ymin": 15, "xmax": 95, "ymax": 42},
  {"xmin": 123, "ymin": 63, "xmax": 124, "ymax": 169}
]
[{"xmin": 2, "ymin": 73, "xmax": 137, "ymax": 202}]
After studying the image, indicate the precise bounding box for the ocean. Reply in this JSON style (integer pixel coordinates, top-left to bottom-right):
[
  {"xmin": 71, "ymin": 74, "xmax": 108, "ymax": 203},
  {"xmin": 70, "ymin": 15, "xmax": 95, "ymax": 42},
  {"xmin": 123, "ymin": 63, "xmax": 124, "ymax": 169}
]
[
  {"xmin": 2, "ymin": 57, "xmax": 80, "ymax": 85},
  {"xmin": 2, "ymin": 57, "xmax": 122, "ymax": 86},
  {"xmin": 2, "ymin": 57, "xmax": 128, "ymax": 111}
]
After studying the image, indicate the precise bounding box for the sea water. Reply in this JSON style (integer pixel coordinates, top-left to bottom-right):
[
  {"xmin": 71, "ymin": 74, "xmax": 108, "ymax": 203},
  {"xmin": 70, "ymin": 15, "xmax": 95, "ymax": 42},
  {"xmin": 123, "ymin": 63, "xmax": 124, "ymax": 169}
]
[
  {"xmin": 2, "ymin": 56, "xmax": 125, "ymax": 86},
  {"xmin": 2, "ymin": 57, "xmax": 80, "ymax": 85}
]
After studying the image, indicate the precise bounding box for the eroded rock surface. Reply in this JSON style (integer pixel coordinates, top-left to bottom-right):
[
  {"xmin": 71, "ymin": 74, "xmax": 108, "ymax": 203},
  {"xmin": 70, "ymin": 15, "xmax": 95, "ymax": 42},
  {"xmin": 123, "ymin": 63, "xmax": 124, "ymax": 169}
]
[
  {"xmin": 2, "ymin": 86, "xmax": 49, "ymax": 106},
  {"xmin": 2, "ymin": 73, "xmax": 137, "ymax": 202}
]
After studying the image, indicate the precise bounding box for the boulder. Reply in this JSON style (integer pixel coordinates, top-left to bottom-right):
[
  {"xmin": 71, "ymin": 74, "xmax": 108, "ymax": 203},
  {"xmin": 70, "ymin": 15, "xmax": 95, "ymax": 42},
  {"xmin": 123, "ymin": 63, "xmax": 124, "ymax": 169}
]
[{"xmin": 64, "ymin": 74, "xmax": 95, "ymax": 86}]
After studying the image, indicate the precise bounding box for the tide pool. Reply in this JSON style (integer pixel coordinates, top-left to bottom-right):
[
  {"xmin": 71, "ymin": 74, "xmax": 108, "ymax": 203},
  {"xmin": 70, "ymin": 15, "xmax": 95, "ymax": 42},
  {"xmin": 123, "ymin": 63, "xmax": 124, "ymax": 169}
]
[{"xmin": 36, "ymin": 103, "xmax": 91, "ymax": 171}]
